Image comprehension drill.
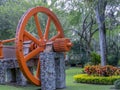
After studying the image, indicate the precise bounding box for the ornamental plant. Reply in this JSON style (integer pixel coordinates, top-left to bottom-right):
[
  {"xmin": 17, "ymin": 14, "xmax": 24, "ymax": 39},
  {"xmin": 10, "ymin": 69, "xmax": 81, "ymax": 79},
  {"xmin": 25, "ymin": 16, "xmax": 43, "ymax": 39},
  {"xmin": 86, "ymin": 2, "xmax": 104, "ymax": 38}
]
[
  {"xmin": 84, "ymin": 65, "xmax": 120, "ymax": 77},
  {"xmin": 90, "ymin": 52, "xmax": 101, "ymax": 65},
  {"xmin": 115, "ymin": 69, "xmax": 120, "ymax": 75},
  {"xmin": 74, "ymin": 74, "xmax": 120, "ymax": 85},
  {"xmin": 114, "ymin": 79, "xmax": 120, "ymax": 89}
]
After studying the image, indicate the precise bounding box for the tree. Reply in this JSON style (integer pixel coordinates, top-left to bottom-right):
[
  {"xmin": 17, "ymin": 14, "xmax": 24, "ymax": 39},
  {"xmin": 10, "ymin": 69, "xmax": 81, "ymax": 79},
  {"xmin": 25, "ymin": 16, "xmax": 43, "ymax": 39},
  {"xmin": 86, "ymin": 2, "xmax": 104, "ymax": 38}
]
[
  {"xmin": 0, "ymin": 0, "xmax": 49, "ymax": 40},
  {"xmin": 0, "ymin": 0, "xmax": 6, "ymax": 5},
  {"xmin": 95, "ymin": 0, "xmax": 107, "ymax": 66},
  {"xmin": 51, "ymin": 0, "xmax": 101, "ymax": 65},
  {"xmin": 95, "ymin": 0, "xmax": 120, "ymax": 66},
  {"xmin": 84, "ymin": 0, "xmax": 120, "ymax": 66},
  {"xmin": 0, "ymin": 0, "xmax": 119, "ymax": 66},
  {"xmin": 0, "ymin": 0, "xmax": 29, "ymax": 40},
  {"xmin": 46, "ymin": 0, "xmax": 120, "ymax": 66}
]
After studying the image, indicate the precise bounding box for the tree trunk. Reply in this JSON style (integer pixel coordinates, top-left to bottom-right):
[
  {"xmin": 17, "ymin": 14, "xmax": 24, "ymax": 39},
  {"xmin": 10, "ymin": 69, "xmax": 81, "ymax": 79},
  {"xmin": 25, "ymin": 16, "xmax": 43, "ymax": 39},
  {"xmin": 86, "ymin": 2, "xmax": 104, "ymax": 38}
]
[{"xmin": 95, "ymin": 0, "xmax": 107, "ymax": 66}]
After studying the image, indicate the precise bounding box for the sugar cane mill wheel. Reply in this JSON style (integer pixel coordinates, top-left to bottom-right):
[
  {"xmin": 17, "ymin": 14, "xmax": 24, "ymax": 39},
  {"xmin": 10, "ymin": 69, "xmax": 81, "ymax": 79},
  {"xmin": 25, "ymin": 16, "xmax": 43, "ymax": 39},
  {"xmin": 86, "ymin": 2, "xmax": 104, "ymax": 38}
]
[{"xmin": 15, "ymin": 7, "xmax": 65, "ymax": 86}]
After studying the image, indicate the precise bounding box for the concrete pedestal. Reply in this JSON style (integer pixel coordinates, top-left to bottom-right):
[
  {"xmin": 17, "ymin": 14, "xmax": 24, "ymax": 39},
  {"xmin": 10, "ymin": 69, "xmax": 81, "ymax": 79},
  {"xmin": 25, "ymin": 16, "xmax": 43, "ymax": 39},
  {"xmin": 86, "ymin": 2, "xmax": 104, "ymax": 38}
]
[
  {"xmin": 40, "ymin": 52, "xmax": 66, "ymax": 90},
  {"xmin": 55, "ymin": 53, "xmax": 66, "ymax": 89},
  {"xmin": 40, "ymin": 52, "xmax": 56, "ymax": 90},
  {"xmin": 16, "ymin": 68, "xmax": 27, "ymax": 86},
  {"xmin": 0, "ymin": 58, "xmax": 32, "ymax": 86},
  {"xmin": 0, "ymin": 61, "xmax": 6, "ymax": 84}
]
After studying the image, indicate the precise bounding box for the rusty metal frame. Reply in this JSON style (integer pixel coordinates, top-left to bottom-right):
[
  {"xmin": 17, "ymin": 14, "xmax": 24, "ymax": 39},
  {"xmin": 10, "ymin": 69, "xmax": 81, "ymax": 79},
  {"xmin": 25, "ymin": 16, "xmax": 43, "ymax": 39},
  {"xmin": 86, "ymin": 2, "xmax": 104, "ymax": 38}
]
[{"xmin": 0, "ymin": 38, "xmax": 15, "ymax": 59}]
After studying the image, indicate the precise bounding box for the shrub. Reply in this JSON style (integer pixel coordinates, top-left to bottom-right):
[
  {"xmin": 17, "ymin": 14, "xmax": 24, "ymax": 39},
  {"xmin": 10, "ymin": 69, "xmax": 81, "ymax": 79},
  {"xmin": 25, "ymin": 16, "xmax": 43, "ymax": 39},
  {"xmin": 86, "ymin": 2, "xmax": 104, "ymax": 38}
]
[
  {"xmin": 107, "ymin": 55, "xmax": 119, "ymax": 66},
  {"xmin": 115, "ymin": 69, "xmax": 120, "ymax": 75},
  {"xmin": 90, "ymin": 52, "xmax": 101, "ymax": 65},
  {"xmin": 68, "ymin": 59, "xmax": 82, "ymax": 67},
  {"xmin": 114, "ymin": 79, "xmax": 120, "ymax": 89},
  {"xmin": 74, "ymin": 74, "xmax": 120, "ymax": 85},
  {"xmin": 84, "ymin": 65, "xmax": 119, "ymax": 76},
  {"xmin": 84, "ymin": 62, "xmax": 93, "ymax": 66}
]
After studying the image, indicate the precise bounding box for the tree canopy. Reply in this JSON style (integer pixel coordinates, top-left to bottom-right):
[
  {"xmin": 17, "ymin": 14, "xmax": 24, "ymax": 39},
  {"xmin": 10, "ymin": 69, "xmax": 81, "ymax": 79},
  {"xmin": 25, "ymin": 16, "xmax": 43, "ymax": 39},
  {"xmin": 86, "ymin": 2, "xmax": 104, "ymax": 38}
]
[{"xmin": 0, "ymin": 0, "xmax": 120, "ymax": 66}]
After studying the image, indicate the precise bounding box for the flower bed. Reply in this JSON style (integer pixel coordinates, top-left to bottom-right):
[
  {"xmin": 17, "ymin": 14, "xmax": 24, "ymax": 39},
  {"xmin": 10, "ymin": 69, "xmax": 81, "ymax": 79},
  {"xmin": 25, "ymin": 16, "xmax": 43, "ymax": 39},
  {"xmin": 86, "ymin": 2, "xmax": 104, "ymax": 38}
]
[
  {"xmin": 74, "ymin": 74, "xmax": 120, "ymax": 85},
  {"xmin": 84, "ymin": 65, "xmax": 120, "ymax": 76},
  {"xmin": 74, "ymin": 65, "xmax": 120, "ymax": 85}
]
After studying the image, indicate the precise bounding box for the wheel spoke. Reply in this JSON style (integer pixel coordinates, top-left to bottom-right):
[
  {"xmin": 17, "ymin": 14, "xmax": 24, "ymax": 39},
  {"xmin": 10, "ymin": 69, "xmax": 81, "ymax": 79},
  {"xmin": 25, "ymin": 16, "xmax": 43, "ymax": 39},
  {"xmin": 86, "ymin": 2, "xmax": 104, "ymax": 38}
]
[
  {"xmin": 36, "ymin": 60, "xmax": 40, "ymax": 79},
  {"xmin": 24, "ymin": 47, "xmax": 41, "ymax": 62},
  {"xmin": 44, "ymin": 17, "xmax": 51, "ymax": 40},
  {"xmin": 24, "ymin": 31, "xmax": 40, "ymax": 46},
  {"xmin": 34, "ymin": 13, "xmax": 43, "ymax": 39}
]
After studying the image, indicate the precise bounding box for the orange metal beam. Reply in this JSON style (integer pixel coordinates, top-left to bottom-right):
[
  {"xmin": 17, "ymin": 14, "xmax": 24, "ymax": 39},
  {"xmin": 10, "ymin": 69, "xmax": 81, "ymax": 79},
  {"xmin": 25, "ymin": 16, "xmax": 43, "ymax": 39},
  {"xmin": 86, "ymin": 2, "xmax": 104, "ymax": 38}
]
[
  {"xmin": 0, "ymin": 41, "xmax": 3, "ymax": 59},
  {"xmin": 0, "ymin": 38, "xmax": 15, "ymax": 59},
  {"xmin": 2, "ymin": 38, "xmax": 15, "ymax": 44}
]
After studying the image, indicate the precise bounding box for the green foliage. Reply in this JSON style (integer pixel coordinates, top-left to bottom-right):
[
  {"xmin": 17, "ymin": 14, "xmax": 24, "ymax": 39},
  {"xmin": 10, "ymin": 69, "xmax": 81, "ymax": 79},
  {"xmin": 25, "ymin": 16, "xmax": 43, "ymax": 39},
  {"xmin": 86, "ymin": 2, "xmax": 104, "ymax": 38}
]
[
  {"xmin": 107, "ymin": 36, "xmax": 120, "ymax": 66},
  {"xmin": 68, "ymin": 59, "xmax": 85, "ymax": 67},
  {"xmin": 114, "ymin": 79, "xmax": 120, "ymax": 89},
  {"xmin": 68, "ymin": 60, "xmax": 79, "ymax": 67},
  {"xmin": 74, "ymin": 74, "xmax": 120, "ymax": 85},
  {"xmin": 84, "ymin": 65, "xmax": 120, "ymax": 76},
  {"xmin": 71, "ymin": 41, "xmax": 80, "ymax": 54},
  {"xmin": 68, "ymin": 54, "xmax": 82, "ymax": 67},
  {"xmin": 0, "ymin": 0, "xmax": 49, "ymax": 40},
  {"xmin": 107, "ymin": 55, "xmax": 119, "ymax": 66},
  {"xmin": 68, "ymin": 10, "xmax": 81, "ymax": 26},
  {"xmin": 0, "ymin": 0, "xmax": 119, "ymax": 66},
  {"xmin": 69, "ymin": 40, "xmax": 91, "ymax": 67},
  {"xmin": 68, "ymin": 54, "xmax": 88, "ymax": 67},
  {"xmin": 0, "ymin": 0, "xmax": 27, "ymax": 39},
  {"xmin": 90, "ymin": 52, "xmax": 101, "ymax": 65}
]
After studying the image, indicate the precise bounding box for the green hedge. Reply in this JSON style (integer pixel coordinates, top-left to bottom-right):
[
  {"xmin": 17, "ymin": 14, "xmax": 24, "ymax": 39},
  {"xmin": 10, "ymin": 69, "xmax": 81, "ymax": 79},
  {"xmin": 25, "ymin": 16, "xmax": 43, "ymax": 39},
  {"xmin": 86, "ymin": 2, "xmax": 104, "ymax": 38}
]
[{"xmin": 74, "ymin": 74, "xmax": 120, "ymax": 85}]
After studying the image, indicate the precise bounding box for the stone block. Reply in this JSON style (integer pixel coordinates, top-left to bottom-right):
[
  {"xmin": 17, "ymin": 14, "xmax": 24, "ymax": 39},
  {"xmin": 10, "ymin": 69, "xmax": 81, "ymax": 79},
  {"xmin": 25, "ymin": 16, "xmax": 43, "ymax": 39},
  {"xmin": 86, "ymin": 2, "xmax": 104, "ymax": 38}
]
[
  {"xmin": 0, "ymin": 61, "xmax": 6, "ymax": 84},
  {"xmin": 55, "ymin": 53, "xmax": 66, "ymax": 89},
  {"xmin": 40, "ymin": 52, "xmax": 56, "ymax": 90},
  {"xmin": 16, "ymin": 68, "xmax": 27, "ymax": 86},
  {"xmin": 0, "ymin": 59, "xmax": 34, "ymax": 86}
]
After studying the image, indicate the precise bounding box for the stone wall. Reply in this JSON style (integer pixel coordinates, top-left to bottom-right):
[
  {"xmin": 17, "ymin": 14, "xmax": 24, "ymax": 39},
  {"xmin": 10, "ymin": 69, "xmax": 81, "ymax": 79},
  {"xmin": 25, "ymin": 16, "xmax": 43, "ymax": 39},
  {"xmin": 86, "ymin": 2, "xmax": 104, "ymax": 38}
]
[
  {"xmin": 0, "ymin": 51, "xmax": 66, "ymax": 89},
  {"xmin": 0, "ymin": 58, "xmax": 34, "ymax": 86}
]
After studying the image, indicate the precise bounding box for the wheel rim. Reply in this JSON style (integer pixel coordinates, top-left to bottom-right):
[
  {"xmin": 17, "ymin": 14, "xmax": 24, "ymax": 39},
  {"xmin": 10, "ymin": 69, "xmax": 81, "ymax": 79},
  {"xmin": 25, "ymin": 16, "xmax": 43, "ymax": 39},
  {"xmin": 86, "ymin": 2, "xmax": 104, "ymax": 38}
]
[{"xmin": 15, "ymin": 6, "xmax": 64, "ymax": 86}]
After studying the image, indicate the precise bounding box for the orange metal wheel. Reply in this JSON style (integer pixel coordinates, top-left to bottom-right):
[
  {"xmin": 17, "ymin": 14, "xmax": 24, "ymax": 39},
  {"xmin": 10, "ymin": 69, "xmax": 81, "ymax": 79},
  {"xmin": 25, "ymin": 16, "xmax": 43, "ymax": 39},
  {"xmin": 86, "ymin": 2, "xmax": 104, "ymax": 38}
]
[{"xmin": 15, "ymin": 7, "xmax": 64, "ymax": 86}]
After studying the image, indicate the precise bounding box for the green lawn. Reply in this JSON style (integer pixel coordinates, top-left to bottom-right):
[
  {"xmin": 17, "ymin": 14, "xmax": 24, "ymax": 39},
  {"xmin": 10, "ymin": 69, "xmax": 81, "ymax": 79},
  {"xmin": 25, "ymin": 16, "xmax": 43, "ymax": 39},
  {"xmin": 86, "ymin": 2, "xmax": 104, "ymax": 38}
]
[
  {"xmin": 0, "ymin": 67, "xmax": 114, "ymax": 90},
  {"xmin": 64, "ymin": 67, "xmax": 113, "ymax": 90}
]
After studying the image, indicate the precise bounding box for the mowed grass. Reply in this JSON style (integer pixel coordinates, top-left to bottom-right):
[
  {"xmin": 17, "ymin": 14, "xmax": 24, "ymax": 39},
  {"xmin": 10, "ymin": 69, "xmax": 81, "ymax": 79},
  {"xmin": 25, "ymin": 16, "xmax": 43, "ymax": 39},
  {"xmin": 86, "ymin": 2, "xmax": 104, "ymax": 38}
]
[
  {"xmin": 0, "ymin": 67, "xmax": 114, "ymax": 90},
  {"xmin": 64, "ymin": 67, "xmax": 113, "ymax": 90}
]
